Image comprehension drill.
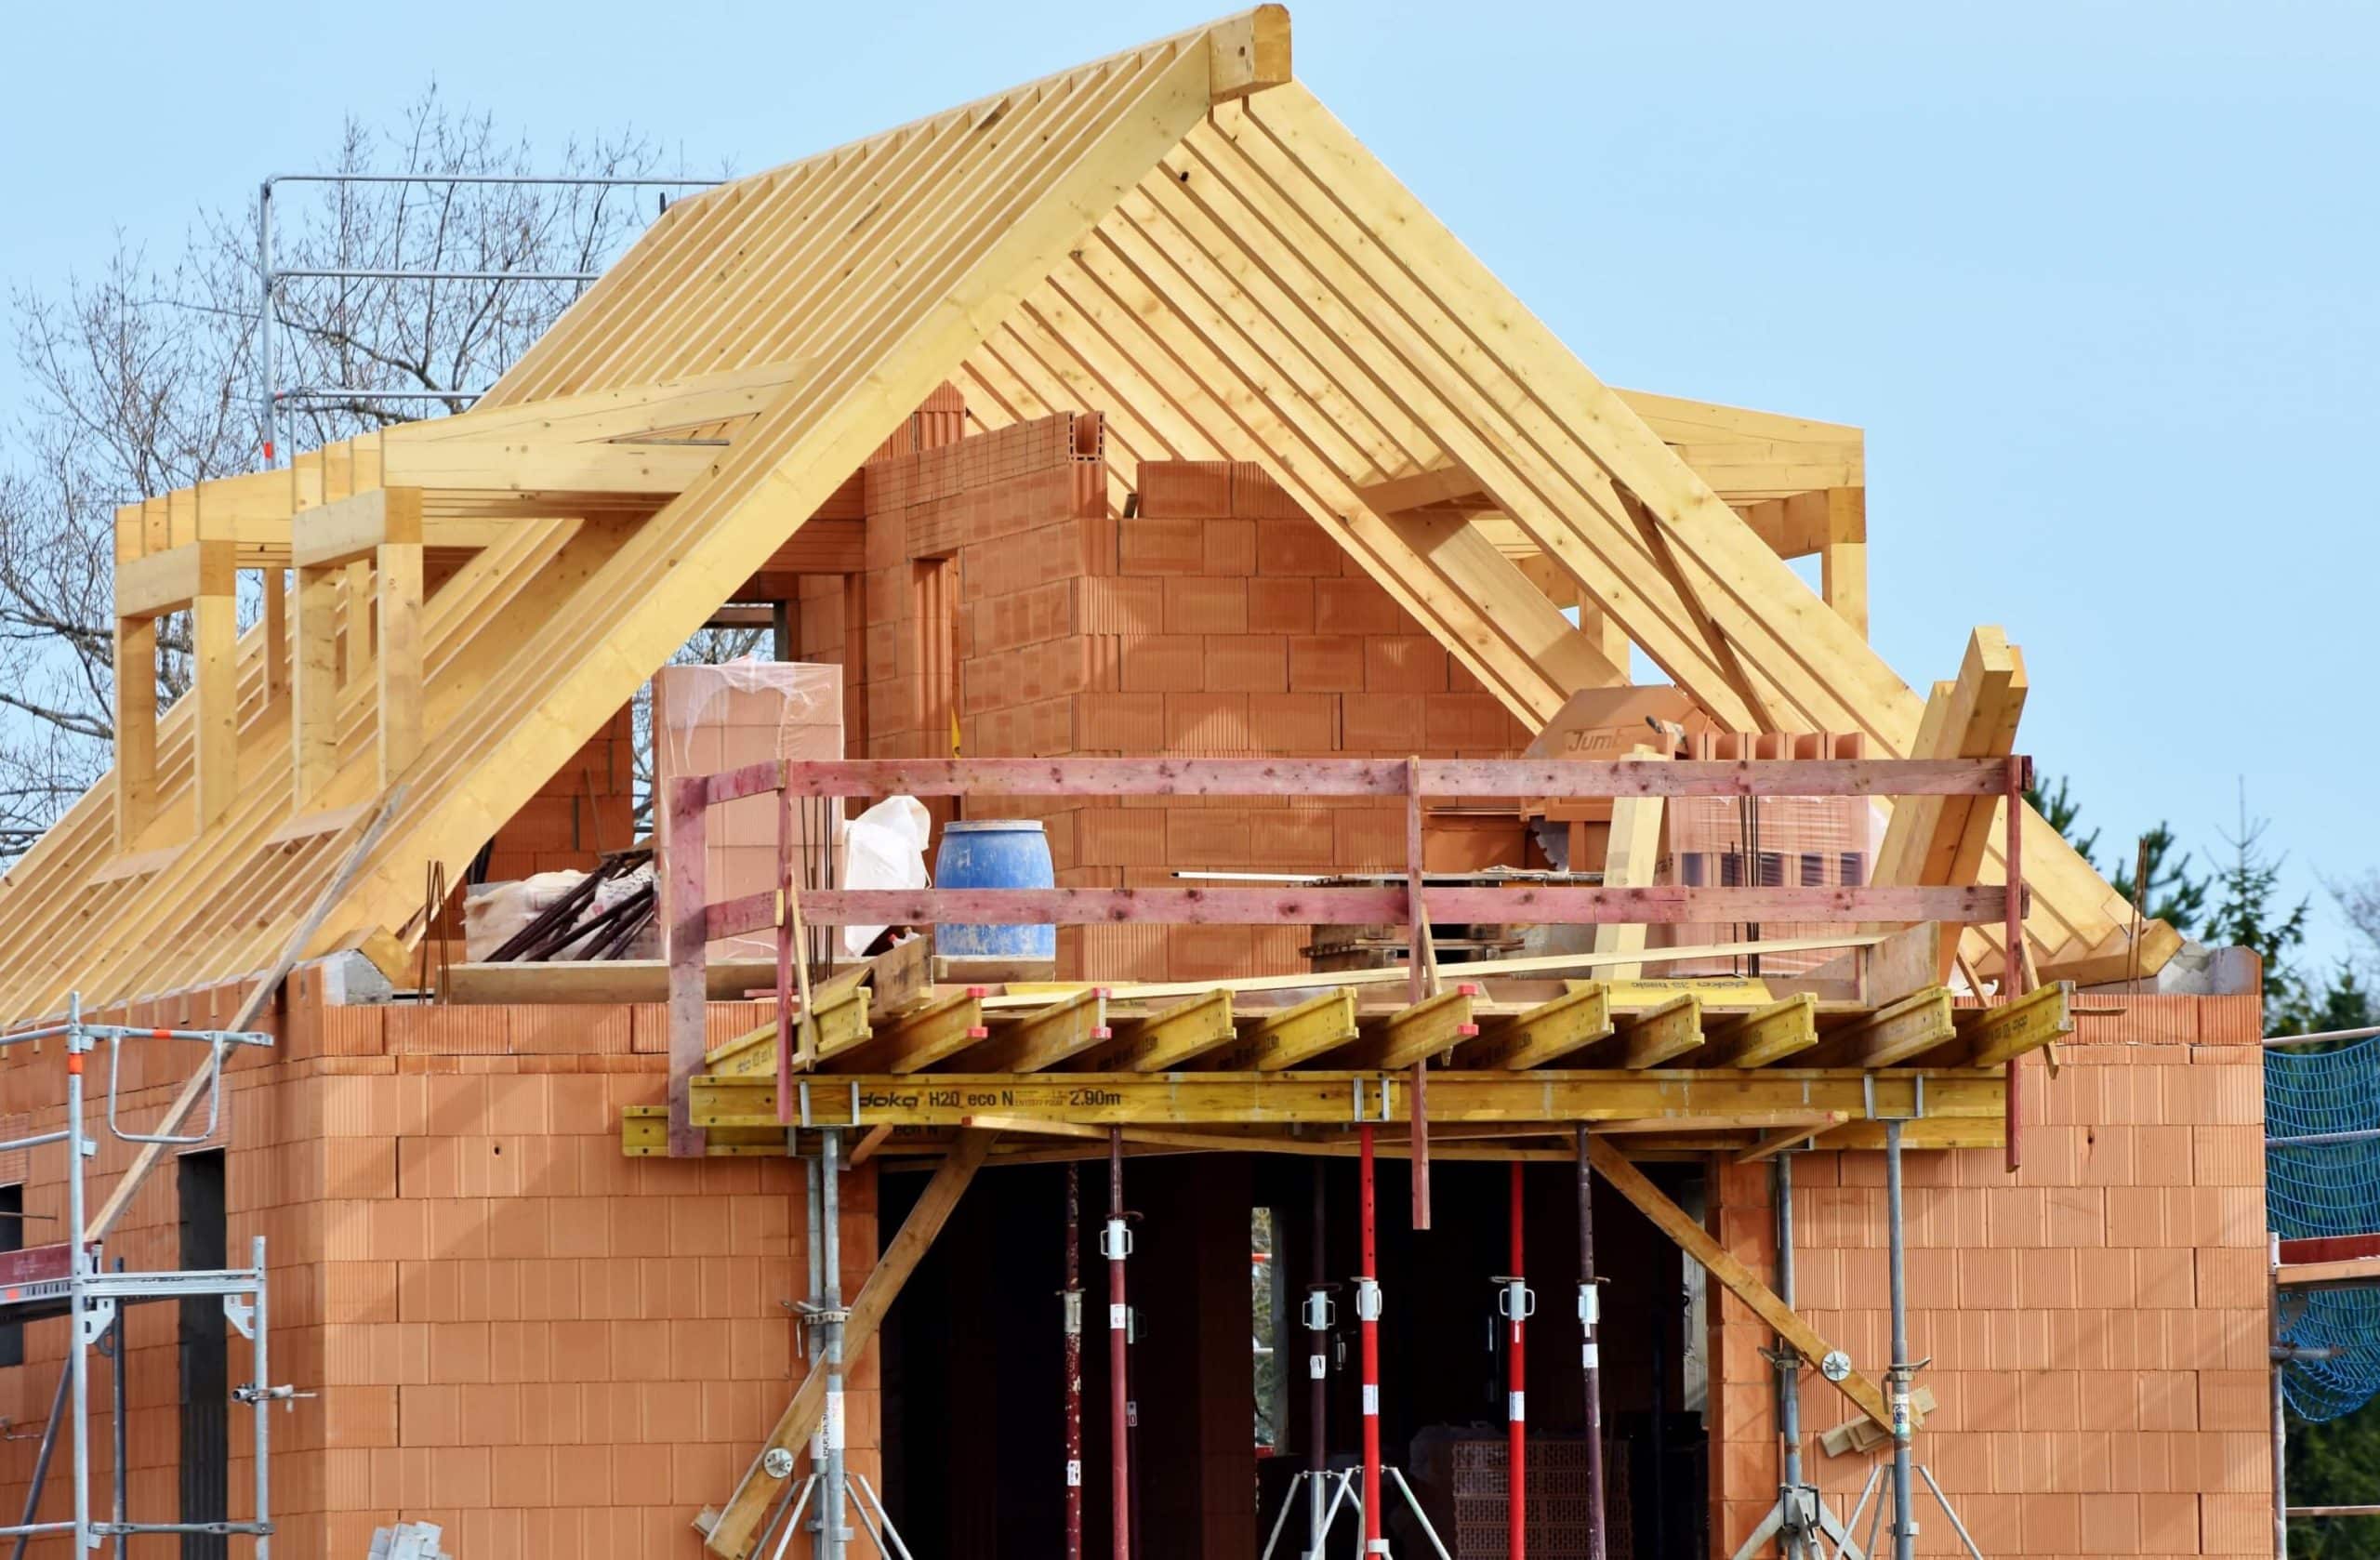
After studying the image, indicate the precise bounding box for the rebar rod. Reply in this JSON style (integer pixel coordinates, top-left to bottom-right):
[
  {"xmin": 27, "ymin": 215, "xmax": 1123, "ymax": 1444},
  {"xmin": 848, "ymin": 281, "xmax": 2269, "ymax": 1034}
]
[{"xmin": 821, "ymin": 1130, "xmax": 845, "ymax": 1560}]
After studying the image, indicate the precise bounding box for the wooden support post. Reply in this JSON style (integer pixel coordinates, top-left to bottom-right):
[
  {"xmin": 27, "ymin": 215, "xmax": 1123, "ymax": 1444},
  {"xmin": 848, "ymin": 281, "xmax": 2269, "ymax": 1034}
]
[
  {"xmin": 191, "ymin": 541, "xmax": 238, "ymax": 832},
  {"xmin": 1592, "ymin": 745, "xmax": 1667, "ymax": 979},
  {"xmin": 262, "ymin": 568, "xmax": 288, "ymax": 703},
  {"xmin": 1405, "ymin": 756, "xmax": 1434, "ymax": 1231},
  {"xmin": 1583, "ymin": 1137, "xmax": 1890, "ymax": 1431},
  {"xmin": 667, "ymin": 777, "xmax": 710, "ymax": 1157},
  {"xmin": 341, "ymin": 559, "xmax": 371, "ymax": 686},
  {"xmin": 112, "ymin": 615, "xmax": 157, "ymax": 847},
  {"xmin": 703, "ymin": 1130, "xmax": 996, "ymax": 1560},
  {"xmin": 291, "ymin": 564, "xmax": 341, "ymax": 804},
  {"xmin": 1820, "ymin": 487, "xmax": 1868, "ymax": 639},
  {"xmin": 373, "ymin": 495, "xmax": 425, "ymax": 785},
  {"xmin": 2004, "ymin": 751, "xmax": 2029, "ymax": 1173}
]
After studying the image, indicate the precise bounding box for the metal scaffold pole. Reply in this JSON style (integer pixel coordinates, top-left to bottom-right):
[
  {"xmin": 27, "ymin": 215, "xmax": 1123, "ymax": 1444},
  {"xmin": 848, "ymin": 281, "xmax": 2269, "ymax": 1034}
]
[
  {"xmin": 821, "ymin": 1128, "xmax": 847, "ymax": 1560},
  {"xmin": 1885, "ymin": 1119, "xmax": 1916, "ymax": 1560},
  {"xmin": 1575, "ymin": 1128, "xmax": 1606, "ymax": 1560},
  {"xmin": 1502, "ymin": 1163, "xmax": 1530, "ymax": 1560},
  {"xmin": 1308, "ymin": 1163, "xmax": 1330, "ymax": 1560},
  {"xmin": 1064, "ymin": 1164, "xmax": 1084, "ymax": 1560},
  {"xmin": 1107, "ymin": 1128, "xmax": 1132, "ymax": 1560},
  {"xmin": 1357, "ymin": 1123, "xmax": 1385, "ymax": 1558}
]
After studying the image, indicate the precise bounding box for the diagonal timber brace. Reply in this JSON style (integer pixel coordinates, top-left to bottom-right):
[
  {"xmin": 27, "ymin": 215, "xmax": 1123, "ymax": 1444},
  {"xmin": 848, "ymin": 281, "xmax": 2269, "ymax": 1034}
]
[{"xmin": 1583, "ymin": 1137, "xmax": 1891, "ymax": 1432}]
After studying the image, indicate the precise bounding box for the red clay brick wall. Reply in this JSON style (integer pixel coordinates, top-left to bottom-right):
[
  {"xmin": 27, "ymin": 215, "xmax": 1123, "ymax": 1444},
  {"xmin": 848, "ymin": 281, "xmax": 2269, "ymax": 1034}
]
[
  {"xmin": 0, "ymin": 985, "xmax": 877, "ymax": 1559},
  {"xmin": 1706, "ymin": 993, "xmax": 2269, "ymax": 1559},
  {"xmin": 483, "ymin": 705, "xmax": 638, "ymax": 881}
]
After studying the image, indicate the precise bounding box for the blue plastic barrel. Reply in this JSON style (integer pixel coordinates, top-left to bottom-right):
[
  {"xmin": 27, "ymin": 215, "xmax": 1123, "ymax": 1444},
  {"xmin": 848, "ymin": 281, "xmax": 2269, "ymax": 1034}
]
[{"xmin": 932, "ymin": 820, "xmax": 1057, "ymax": 959}]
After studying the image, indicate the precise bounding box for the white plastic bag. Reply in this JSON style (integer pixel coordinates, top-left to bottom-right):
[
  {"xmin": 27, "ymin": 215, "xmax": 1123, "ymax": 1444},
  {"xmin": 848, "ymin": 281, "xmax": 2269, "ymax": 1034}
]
[{"xmin": 840, "ymin": 796, "xmax": 932, "ymax": 957}]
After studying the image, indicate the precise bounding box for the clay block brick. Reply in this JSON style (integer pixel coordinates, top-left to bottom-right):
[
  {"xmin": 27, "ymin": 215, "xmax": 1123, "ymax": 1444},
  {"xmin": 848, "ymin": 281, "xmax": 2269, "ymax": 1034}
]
[
  {"xmin": 1248, "ymin": 811, "xmax": 1334, "ymax": 866},
  {"xmin": 2195, "ymin": 1245, "xmax": 2267, "ymax": 1308},
  {"xmin": 1205, "ymin": 636, "xmax": 1287, "ymax": 693},
  {"xmin": 1341, "ymin": 692, "xmax": 1424, "ymax": 750},
  {"xmin": 2192, "ymin": 1123, "xmax": 2265, "ymax": 1187},
  {"xmin": 1255, "ymin": 516, "xmax": 1344, "ymax": 575},
  {"xmin": 1117, "ymin": 515, "xmax": 1207, "ymax": 575},
  {"xmin": 1230, "ymin": 463, "xmax": 1307, "ymax": 520},
  {"xmin": 1169, "ymin": 925, "xmax": 1255, "ymax": 982},
  {"xmin": 1247, "ymin": 694, "xmax": 1337, "ymax": 754},
  {"xmin": 1288, "ymin": 636, "xmax": 1364, "ymax": 693},
  {"xmin": 1075, "ymin": 692, "xmax": 1166, "ymax": 751},
  {"xmin": 1247, "ymin": 577, "xmax": 1315, "ymax": 634},
  {"xmin": 1117, "ymin": 634, "xmax": 1207, "ymax": 693},
  {"xmin": 1332, "ymin": 808, "xmax": 1404, "ymax": 868},
  {"xmin": 1204, "ymin": 517, "xmax": 1258, "ymax": 575},
  {"xmin": 1313, "ymin": 575, "xmax": 1401, "ymax": 633},
  {"xmin": 1163, "ymin": 576, "xmax": 1248, "ymax": 634},
  {"xmin": 1138, "ymin": 460, "xmax": 1233, "ymax": 516},
  {"xmin": 1164, "ymin": 694, "xmax": 1251, "ymax": 750},
  {"xmin": 1364, "ymin": 634, "xmax": 1448, "ymax": 693},
  {"xmin": 1424, "ymin": 692, "xmax": 1514, "ymax": 750},
  {"xmin": 1077, "ymin": 576, "xmax": 1163, "ymax": 636},
  {"xmin": 1169, "ymin": 811, "xmax": 1250, "ymax": 866}
]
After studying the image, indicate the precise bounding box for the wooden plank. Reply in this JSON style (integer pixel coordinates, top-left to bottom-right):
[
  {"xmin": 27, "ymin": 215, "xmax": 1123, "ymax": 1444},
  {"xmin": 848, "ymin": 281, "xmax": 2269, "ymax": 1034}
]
[
  {"xmin": 694, "ymin": 1068, "xmax": 2003, "ymax": 1130},
  {"xmin": 113, "ymin": 543, "xmax": 201, "ymax": 618},
  {"xmin": 291, "ymin": 563, "xmax": 340, "ymax": 804},
  {"xmin": 1701, "ymin": 994, "xmax": 1819, "ymax": 1069},
  {"xmin": 795, "ymin": 884, "xmax": 2005, "ymax": 928},
  {"xmin": 1609, "ymin": 993, "xmax": 1702, "ymax": 1068},
  {"xmin": 1805, "ymin": 987, "xmax": 1957, "ymax": 1069},
  {"xmin": 703, "ymin": 1130, "xmax": 995, "ymax": 1559},
  {"xmin": 1820, "ymin": 488, "xmax": 1867, "ymax": 638},
  {"xmin": 774, "ymin": 756, "xmax": 2010, "ymax": 800},
  {"xmin": 377, "ymin": 535, "xmax": 425, "ymax": 785},
  {"xmin": 1584, "ymin": 1137, "xmax": 1890, "ymax": 1430},
  {"xmin": 191, "ymin": 544, "xmax": 239, "ymax": 832},
  {"xmin": 666, "ymin": 779, "xmax": 709, "ymax": 1156},
  {"xmin": 380, "ymin": 438, "xmax": 716, "ymax": 495},
  {"xmin": 440, "ymin": 958, "xmax": 860, "ymax": 1004},
  {"xmin": 1462, "ymin": 983, "xmax": 1612, "ymax": 1070},
  {"xmin": 1207, "ymin": 989, "xmax": 1360, "ymax": 1070},
  {"xmin": 112, "ymin": 615, "xmax": 157, "ymax": 848},
  {"xmin": 290, "ymin": 486, "xmax": 421, "ymax": 569},
  {"xmin": 1356, "ymin": 460, "xmax": 1481, "ymax": 513},
  {"xmin": 1592, "ymin": 745, "xmax": 1666, "ymax": 979}
]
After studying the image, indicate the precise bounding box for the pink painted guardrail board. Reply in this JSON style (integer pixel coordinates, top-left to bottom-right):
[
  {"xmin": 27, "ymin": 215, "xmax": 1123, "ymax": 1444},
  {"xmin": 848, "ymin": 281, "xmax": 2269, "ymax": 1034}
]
[{"xmin": 660, "ymin": 754, "xmax": 2034, "ymax": 1161}]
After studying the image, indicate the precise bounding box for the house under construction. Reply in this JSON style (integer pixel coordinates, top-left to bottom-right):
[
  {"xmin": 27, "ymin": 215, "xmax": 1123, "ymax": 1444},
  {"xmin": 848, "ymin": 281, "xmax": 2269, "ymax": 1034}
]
[{"xmin": 0, "ymin": 9, "xmax": 2296, "ymax": 1559}]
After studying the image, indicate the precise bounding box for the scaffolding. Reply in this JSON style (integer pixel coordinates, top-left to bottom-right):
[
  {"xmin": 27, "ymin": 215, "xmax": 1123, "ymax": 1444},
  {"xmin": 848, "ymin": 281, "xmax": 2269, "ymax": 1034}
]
[{"xmin": 0, "ymin": 993, "xmax": 282, "ymax": 1553}]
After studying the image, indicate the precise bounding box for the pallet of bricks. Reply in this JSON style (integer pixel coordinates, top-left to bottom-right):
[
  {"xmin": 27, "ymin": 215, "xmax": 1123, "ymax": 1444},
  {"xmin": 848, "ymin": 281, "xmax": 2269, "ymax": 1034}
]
[{"xmin": 1414, "ymin": 1433, "xmax": 1633, "ymax": 1560}]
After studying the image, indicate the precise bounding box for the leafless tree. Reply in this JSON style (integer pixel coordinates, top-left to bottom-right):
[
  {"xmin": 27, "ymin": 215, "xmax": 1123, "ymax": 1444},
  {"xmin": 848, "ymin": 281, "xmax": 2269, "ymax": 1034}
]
[{"xmin": 0, "ymin": 86, "xmax": 701, "ymax": 860}]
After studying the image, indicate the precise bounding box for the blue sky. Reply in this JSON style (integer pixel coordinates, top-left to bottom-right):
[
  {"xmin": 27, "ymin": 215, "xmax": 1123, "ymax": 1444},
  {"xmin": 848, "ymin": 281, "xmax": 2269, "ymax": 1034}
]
[{"xmin": 3, "ymin": 0, "xmax": 2373, "ymax": 975}]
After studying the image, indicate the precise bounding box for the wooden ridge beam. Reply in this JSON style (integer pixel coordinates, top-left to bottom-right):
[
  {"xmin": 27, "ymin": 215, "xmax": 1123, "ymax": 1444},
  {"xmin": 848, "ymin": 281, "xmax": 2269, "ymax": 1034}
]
[{"xmin": 1584, "ymin": 1137, "xmax": 1890, "ymax": 1431}]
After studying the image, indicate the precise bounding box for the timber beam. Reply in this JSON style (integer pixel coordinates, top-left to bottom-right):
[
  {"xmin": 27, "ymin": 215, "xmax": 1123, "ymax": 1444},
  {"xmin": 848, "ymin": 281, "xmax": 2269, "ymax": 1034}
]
[{"xmin": 687, "ymin": 1067, "xmax": 2006, "ymax": 1131}]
